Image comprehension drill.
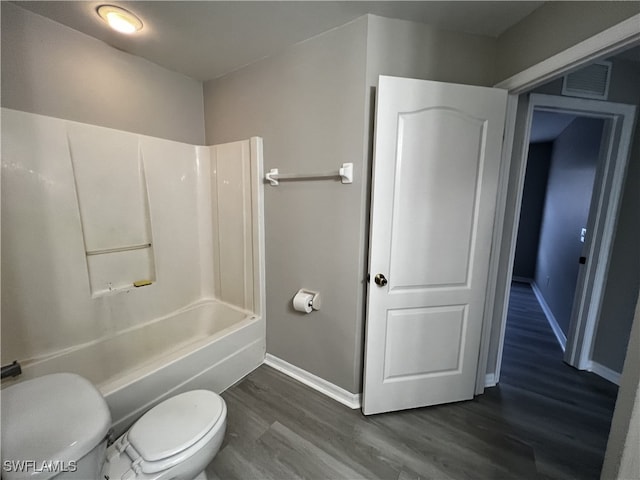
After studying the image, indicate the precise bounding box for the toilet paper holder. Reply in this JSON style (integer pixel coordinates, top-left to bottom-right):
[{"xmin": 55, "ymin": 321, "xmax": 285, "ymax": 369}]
[{"xmin": 294, "ymin": 289, "xmax": 321, "ymax": 311}]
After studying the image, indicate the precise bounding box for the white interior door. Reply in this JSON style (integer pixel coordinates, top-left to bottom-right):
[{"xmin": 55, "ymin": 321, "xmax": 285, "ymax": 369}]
[{"xmin": 363, "ymin": 76, "xmax": 507, "ymax": 415}]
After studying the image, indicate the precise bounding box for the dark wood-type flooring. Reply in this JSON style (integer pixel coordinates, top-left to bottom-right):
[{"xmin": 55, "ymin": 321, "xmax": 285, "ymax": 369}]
[{"xmin": 206, "ymin": 282, "xmax": 618, "ymax": 479}]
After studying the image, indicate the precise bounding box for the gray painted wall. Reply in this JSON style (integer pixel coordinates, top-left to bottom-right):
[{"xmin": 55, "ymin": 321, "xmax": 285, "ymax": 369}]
[
  {"xmin": 495, "ymin": 1, "xmax": 640, "ymax": 82},
  {"xmin": 203, "ymin": 15, "xmax": 498, "ymax": 393},
  {"xmin": 1, "ymin": 3, "xmax": 205, "ymax": 145},
  {"xmin": 512, "ymin": 142, "xmax": 553, "ymax": 279},
  {"xmin": 365, "ymin": 16, "xmax": 497, "ymax": 88},
  {"xmin": 534, "ymin": 117, "xmax": 604, "ymax": 335},
  {"xmin": 204, "ymin": 17, "xmax": 369, "ymax": 393}
]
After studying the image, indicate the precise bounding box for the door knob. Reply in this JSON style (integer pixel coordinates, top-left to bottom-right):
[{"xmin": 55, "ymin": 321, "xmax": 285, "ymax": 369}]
[{"xmin": 374, "ymin": 273, "xmax": 388, "ymax": 287}]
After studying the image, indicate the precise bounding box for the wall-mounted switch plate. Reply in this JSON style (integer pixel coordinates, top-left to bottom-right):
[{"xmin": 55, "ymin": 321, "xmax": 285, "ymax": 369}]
[{"xmin": 580, "ymin": 228, "xmax": 587, "ymax": 243}]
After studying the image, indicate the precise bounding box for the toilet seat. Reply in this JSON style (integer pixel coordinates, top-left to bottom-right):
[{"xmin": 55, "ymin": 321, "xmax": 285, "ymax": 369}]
[{"xmin": 112, "ymin": 390, "xmax": 226, "ymax": 477}]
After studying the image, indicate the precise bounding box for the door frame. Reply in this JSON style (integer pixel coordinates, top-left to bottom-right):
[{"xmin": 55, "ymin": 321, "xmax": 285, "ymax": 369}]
[
  {"xmin": 499, "ymin": 94, "xmax": 635, "ymax": 378},
  {"xmin": 476, "ymin": 13, "xmax": 640, "ymax": 394}
]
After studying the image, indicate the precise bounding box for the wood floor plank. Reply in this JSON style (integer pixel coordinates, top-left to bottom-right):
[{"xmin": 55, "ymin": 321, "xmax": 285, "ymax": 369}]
[
  {"xmin": 207, "ymin": 441, "xmax": 302, "ymax": 480},
  {"xmin": 258, "ymin": 421, "xmax": 368, "ymax": 480},
  {"xmin": 206, "ymin": 282, "xmax": 618, "ymax": 479},
  {"xmin": 230, "ymin": 366, "xmax": 401, "ymax": 480}
]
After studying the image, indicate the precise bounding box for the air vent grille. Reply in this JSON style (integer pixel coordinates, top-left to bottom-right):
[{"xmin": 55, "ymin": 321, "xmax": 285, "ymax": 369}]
[{"xmin": 562, "ymin": 61, "xmax": 612, "ymax": 100}]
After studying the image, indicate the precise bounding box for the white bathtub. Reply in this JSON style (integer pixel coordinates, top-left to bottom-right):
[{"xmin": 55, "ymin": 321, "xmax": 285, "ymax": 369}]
[{"xmin": 4, "ymin": 300, "xmax": 265, "ymax": 436}]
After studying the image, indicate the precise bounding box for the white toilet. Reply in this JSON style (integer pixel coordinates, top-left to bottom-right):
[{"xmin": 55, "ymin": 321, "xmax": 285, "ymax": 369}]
[{"xmin": 1, "ymin": 373, "xmax": 226, "ymax": 480}]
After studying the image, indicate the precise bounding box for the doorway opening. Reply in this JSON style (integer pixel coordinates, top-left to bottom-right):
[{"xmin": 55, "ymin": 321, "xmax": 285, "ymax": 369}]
[
  {"xmin": 490, "ymin": 45, "xmax": 639, "ymax": 477},
  {"xmin": 492, "ymin": 47, "xmax": 639, "ymax": 388},
  {"xmin": 511, "ymin": 109, "xmax": 605, "ymax": 356}
]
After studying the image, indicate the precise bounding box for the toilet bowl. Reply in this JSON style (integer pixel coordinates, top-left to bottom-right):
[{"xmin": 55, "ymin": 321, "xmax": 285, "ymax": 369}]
[{"xmin": 1, "ymin": 373, "xmax": 226, "ymax": 480}]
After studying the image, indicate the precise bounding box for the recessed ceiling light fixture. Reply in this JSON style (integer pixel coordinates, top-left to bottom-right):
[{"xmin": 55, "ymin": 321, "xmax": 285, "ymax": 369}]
[{"xmin": 97, "ymin": 5, "xmax": 143, "ymax": 34}]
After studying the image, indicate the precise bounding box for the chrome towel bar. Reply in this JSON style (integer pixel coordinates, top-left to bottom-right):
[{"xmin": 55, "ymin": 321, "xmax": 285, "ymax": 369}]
[{"xmin": 265, "ymin": 163, "xmax": 353, "ymax": 186}]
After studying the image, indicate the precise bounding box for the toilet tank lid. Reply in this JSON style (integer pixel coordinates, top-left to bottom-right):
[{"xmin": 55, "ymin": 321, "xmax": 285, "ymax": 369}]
[
  {"xmin": 1, "ymin": 373, "xmax": 111, "ymax": 480},
  {"xmin": 128, "ymin": 390, "xmax": 225, "ymax": 462}
]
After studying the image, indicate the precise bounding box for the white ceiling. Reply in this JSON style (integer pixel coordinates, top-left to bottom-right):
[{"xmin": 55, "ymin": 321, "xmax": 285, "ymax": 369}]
[
  {"xmin": 530, "ymin": 111, "xmax": 576, "ymax": 143},
  {"xmin": 14, "ymin": 1, "xmax": 543, "ymax": 81}
]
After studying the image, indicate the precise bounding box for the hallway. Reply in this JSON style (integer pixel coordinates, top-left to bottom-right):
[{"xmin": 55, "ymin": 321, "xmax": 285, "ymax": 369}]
[{"xmin": 498, "ymin": 281, "xmax": 619, "ymax": 478}]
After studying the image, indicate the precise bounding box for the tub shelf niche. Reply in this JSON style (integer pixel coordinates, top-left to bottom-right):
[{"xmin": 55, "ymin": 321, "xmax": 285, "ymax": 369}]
[
  {"xmin": 67, "ymin": 123, "xmax": 156, "ymax": 297},
  {"xmin": 86, "ymin": 242, "xmax": 152, "ymax": 256}
]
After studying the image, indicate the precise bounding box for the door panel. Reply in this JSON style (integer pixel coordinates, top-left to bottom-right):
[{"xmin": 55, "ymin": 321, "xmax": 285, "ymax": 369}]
[
  {"xmin": 384, "ymin": 305, "xmax": 466, "ymax": 381},
  {"xmin": 363, "ymin": 76, "xmax": 507, "ymax": 415},
  {"xmin": 390, "ymin": 108, "xmax": 486, "ymax": 289}
]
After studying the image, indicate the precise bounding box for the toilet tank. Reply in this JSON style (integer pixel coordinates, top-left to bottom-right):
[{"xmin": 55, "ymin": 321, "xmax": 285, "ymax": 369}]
[{"xmin": 1, "ymin": 373, "xmax": 112, "ymax": 480}]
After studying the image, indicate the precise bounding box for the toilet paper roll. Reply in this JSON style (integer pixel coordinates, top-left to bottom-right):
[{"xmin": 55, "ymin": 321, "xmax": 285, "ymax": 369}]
[{"xmin": 293, "ymin": 292, "xmax": 313, "ymax": 313}]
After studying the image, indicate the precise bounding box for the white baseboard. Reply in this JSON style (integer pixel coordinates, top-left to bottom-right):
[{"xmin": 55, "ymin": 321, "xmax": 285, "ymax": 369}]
[
  {"xmin": 587, "ymin": 360, "xmax": 621, "ymax": 386},
  {"xmin": 485, "ymin": 373, "xmax": 497, "ymax": 388},
  {"xmin": 264, "ymin": 354, "xmax": 361, "ymax": 409},
  {"xmin": 530, "ymin": 281, "xmax": 567, "ymax": 352}
]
